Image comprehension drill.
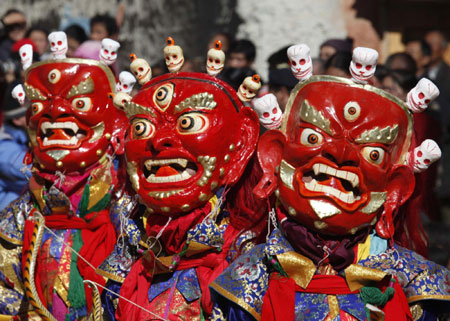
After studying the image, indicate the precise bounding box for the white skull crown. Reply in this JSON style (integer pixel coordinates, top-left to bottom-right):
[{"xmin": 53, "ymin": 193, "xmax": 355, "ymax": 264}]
[
  {"xmin": 206, "ymin": 40, "xmax": 225, "ymax": 77},
  {"xmin": 406, "ymin": 78, "xmax": 440, "ymax": 113},
  {"xmin": 100, "ymin": 38, "xmax": 120, "ymax": 66},
  {"xmin": 287, "ymin": 44, "xmax": 313, "ymax": 81},
  {"xmin": 409, "ymin": 139, "xmax": 441, "ymax": 173},
  {"xmin": 48, "ymin": 31, "xmax": 68, "ymax": 59},
  {"xmin": 12, "ymin": 84, "xmax": 25, "ymax": 105},
  {"xmin": 116, "ymin": 71, "xmax": 136, "ymax": 94},
  {"xmin": 350, "ymin": 47, "xmax": 378, "ymax": 84},
  {"xmin": 129, "ymin": 53, "xmax": 152, "ymax": 85},
  {"xmin": 252, "ymin": 94, "xmax": 283, "ymax": 129},
  {"xmin": 19, "ymin": 44, "xmax": 33, "ymax": 70},
  {"xmin": 164, "ymin": 37, "xmax": 184, "ymax": 73},
  {"xmin": 237, "ymin": 74, "xmax": 261, "ymax": 102}
]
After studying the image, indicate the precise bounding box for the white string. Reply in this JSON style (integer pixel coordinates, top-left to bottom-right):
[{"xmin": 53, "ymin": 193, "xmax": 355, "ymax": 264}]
[
  {"xmin": 266, "ymin": 208, "xmax": 277, "ymax": 241},
  {"xmin": 54, "ymin": 171, "xmax": 66, "ymax": 188},
  {"xmin": 20, "ymin": 165, "xmax": 31, "ymax": 181},
  {"xmin": 39, "ymin": 223, "xmax": 169, "ymax": 319},
  {"xmin": 82, "ymin": 280, "xmax": 168, "ymax": 321}
]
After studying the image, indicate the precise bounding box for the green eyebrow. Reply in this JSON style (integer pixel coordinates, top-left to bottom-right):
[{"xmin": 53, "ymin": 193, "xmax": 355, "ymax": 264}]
[
  {"xmin": 174, "ymin": 92, "xmax": 217, "ymax": 114},
  {"xmin": 124, "ymin": 101, "xmax": 157, "ymax": 118},
  {"xmin": 24, "ymin": 83, "xmax": 46, "ymax": 101},
  {"xmin": 355, "ymin": 125, "xmax": 399, "ymax": 144},
  {"xmin": 66, "ymin": 77, "xmax": 94, "ymax": 98},
  {"xmin": 300, "ymin": 99, "xmax": 334, "ymax": 135}
]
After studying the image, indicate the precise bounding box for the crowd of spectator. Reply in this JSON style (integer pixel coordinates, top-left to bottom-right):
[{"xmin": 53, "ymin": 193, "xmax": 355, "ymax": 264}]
[{"xmin": 0, "ymin": 6, "xmax": 449, "ymax": 265}]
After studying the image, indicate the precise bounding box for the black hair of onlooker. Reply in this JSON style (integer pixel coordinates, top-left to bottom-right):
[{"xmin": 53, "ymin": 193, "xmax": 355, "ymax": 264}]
[
  {"xmin": 1, "ymin": 9, "xmax": 26, "ymax": 38},
  {"xmin": 25, "ymin": 26, "xmax": 49, "ymax": 38},
  {"xmin": 374, "ymin": 64, "xmax": 389, "ymax": 81},
  {"xmin": 385, "ymin": 52, "xmax": 417, "ymax": 75},
  {"xmin": 1, "ymin": 9, "xmax": 24, "ymax": 25},
  {"xmin": 229, "ymin": 39, "xmax": 256, "ymax": 63},
  {"xmin": 267, "ymin": 45, "xmax": 297, "ymax": 91},
  {"xmin": 384, "ymin": 69, "xmax": 417, "ymax": 93},
  {"xmin": 218, "ymin": 67, "xmax": 257, "ymax": 91},
  {"xmin": 90, "ymin": 14, "xmax": 118, "ymax": 37},
  {"xmin": 324, "ymin": 52, "xmax": 352, "ymax": 73},
  {"xmin": 64, "ymin": 24, "xmax": 88, "ymax": 44},
  {"xmin": 418, "ymin": 39, "xmax": 432, "ymax": 57}
]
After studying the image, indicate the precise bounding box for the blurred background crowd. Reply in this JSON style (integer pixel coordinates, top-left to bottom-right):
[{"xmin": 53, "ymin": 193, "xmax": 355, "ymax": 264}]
[{"xmin": 0, "ymin": 0, "xmax": 449, "ymax": 266}]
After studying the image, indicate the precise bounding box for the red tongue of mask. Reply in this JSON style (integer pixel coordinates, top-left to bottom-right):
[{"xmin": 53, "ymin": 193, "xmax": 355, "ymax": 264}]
[{"xmin": 155, "ymin": 165, "xmax": 178, "ymax": 176}]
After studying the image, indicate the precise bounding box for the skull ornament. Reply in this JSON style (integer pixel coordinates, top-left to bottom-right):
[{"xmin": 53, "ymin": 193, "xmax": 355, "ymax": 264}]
[
  {"xmin": 287, "ymin": 44, "xmax": 313, "ymax": 81},
  {"xmin": 124, "ymin": 72, "xmax": 259, "ymax": 216},
  {"xmin": 206, "ymin": 40, "xmax": 225, "ymax": 76},
  {"xmin": 129, "ymin": 53, "xmax": 152, "ymax": 85},
  {"xmin": 409, "ymin": 139, "xmax": 441, "ymax": 173},
  {"xmin": 255, "ymin": 76, "xmax": 414, "ymax": 236},
  {"xmin": 24, "ymin": 59, "xmax": 128, "ymax": 172},
  {"xmin": 164, "ymin": 37, "xmax": 184, "ymax": 73},
  {"xmin": 116, "ymin": 71, "xmax": 136, "ymax": 94},
  {"xmin": 19, "ymin": 44, "xmax": 33, "ymax": 70},
  {"xmin": 112, "ymin": 92, "xmax": 132, "ymax": 111},
  {"xmin": 237, "ymin": 74, "xmax": 261, "ymax": 102},
  {"xmin": 252, "ymin": 94, "xmax": 283, "ymax": 129},
  {"xmin": 12, "ymin": 84, "xmax": 25, "ymax": 105},
  {"xmin": 406, "ymin": 78, "xmax": 440, "ymax": 113},
  {"xmin": 48, "ymin": 31, "xmax": 68, "ymax": 60},
  {"xmin": 99, "ymin": 38, "xmax": 120, "ymax": 66},
  {"xmin": 350, "ymin": 47, "xmax": 379, "ymax": 84}
]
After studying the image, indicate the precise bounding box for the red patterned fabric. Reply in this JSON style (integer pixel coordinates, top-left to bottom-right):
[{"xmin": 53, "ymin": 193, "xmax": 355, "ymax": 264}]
[{"xmin": 21, "ymin": 209, "xmax": 116, "ymax": 310}]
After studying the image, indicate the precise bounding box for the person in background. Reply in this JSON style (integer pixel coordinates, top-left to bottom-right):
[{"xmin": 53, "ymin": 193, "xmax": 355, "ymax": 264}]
[
  {"xmin": 312, "ymin": 57, "xmax": 325, "ymax": 75},
  {"xmin": 64, "ymin": 24, "xmax": 88, "ymax": 57},
  {"xmin": 208, "ymin": 31, "xmax": 232, "ymax": 53},
  {"xmin": 266, "ymin": 45, "xmax": 298, "ymax": 111},
  {"xmin": 423, "ymin": 30, "xmax": 450, "ymax": 221},
  {"xmin": 0, "ymin": 9, "xmax": 27, "ymax": 61},
  {"xmin": 220, "ymin": 39, "xmax": 258, "ymax": 90},
  {"xmin": 25, "ymin": 26, "xmax": 50, "ymax": 60},
  {"xmin": 404, "ymin": 38, "xmax": 432, "ymax": 77},
  {"xmin": 0, "ymin": 80, "xmax": 29, "ymax": 210},
  {"xmin": 323, "ymin": 51, "xmax": 352, "ymax": 78},
  {"xmin": 385, "ymin": 52, "xmax": 417, "ymax": 75},
  {"xmin": 90, "ymin": 13, "xmax": 119, "ymax": 41},
  {"xmin": 319, "ymin": 38, "xmax": 353, "ymax": 63}
]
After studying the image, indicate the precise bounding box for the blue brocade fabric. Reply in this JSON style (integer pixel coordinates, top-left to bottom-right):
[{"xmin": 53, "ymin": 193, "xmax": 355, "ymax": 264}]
[
  {"xmin": 210, "ymin": 228, "xmax": 450, "ymax": 320},
  {"xmin": 149, "ymin": 268, "xmax": 202, "ymax": 304}
]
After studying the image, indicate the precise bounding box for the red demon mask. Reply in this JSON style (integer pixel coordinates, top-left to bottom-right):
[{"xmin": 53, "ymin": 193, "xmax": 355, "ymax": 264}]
[
  {"xmin": 25, "ymin": 59, "xmax": 128, "ymax": 173},
  {"xmin": 124, "ymin": 72, "xmax": 259, "ymax": 216},
  {"xmin": 255, "ymin": 76, "xmax": 415, "ymax": 236}
]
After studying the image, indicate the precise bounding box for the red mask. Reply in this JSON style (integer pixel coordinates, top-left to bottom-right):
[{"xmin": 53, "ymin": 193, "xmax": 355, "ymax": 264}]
[
  {"xmin": 25, "ymin": 59, "xmax": 128, "ymax": 173},
  {"xmin": 255, "ymin": 76, "xmax": 415, "ymax": 236},
  {"xmin": 124, "ymin": 72, "xmax": 259, "ymax": 216}
]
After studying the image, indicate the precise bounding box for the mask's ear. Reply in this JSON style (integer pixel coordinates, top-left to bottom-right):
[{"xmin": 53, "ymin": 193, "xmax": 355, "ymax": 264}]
[
  {"xmin": 253, "ymin": 129, "xmax": 286, "ymax": 199},
  {"xmin": 111, "ymin": 129, "xmax": 126, "ymax": 155},
  {"xmin": 223, "ymin": 107, "xmax": 259, "ymax": 185},
  {"xmin": 376, "ymin": 164, "xmax": 415, "ymax": 239}
]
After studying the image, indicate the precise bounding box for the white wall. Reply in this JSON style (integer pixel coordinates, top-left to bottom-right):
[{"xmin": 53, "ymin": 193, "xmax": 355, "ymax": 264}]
[{"xmin": 235, "ymin": 0, "xmax": 347, "ymax": 80}]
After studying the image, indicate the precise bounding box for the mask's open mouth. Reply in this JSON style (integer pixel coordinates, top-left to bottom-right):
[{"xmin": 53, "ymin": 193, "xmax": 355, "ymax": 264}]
[
  {"xmin": 294, "ymin": 66, "xmax": 312, "ymax": 77},
  {"xmin": 39, "ymin": 121, "xmax": 88, "ymax": 149},
  {"xmin": 143, "ymin": 158, "xmax": 198, "ymax": 183},
  {"xmin": 299, "ymin": 162, "xmax": 366, "ymax": 211}
]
